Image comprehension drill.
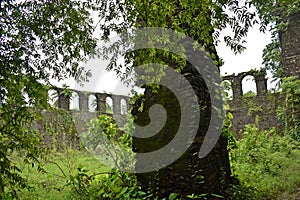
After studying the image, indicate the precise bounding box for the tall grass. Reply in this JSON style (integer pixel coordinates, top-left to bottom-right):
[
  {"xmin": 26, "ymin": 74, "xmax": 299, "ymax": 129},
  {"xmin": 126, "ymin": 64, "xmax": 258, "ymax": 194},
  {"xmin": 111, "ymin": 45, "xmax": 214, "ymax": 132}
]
[
  {"xmin": 11, "ymin": 149, "xmax": 108, "ymax": 200},
  {"xmin": 229, "ymin": 124, "xmax": 300, "ymax": 199},
  {"xmin": 10, "ymin": 117, "xmax": 300, "ymax": 199}
]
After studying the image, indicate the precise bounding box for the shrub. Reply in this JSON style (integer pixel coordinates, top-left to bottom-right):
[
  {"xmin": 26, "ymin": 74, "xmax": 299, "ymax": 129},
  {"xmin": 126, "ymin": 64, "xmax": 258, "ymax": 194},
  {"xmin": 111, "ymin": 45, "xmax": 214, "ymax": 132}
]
[{"xmin": 230, "ymin": 124, "xmax": 300, "ymax": 199}]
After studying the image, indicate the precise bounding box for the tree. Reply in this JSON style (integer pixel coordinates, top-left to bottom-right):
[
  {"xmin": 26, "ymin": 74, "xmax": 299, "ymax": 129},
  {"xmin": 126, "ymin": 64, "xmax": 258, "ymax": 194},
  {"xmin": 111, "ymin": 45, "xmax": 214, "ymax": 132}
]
[
  {"xmin": 95, "ymin": 0, "xmax": 260, "ymax": 198},
  {"xmin": 0, "ymin": 0, "xmax": 96, "ymax": 197},
  {"xmin": 2, "ymin": 0, "xmax": 297, "ymax": 198}
]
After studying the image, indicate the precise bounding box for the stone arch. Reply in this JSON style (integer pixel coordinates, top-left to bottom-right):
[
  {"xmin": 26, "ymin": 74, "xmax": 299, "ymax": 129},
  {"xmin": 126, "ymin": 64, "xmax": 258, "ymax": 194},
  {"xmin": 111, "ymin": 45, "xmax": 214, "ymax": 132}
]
[
  {"xmin": 88, "ymin": 94, "xmax": 97, "ymax": 112},
  {"xmin": 47, "ymin": 89, "xmax": 59, "ymax": 107},
  {"xmin": 69, "ymin": 91, "xmax": 80, "ymax": 110},
  {"xmin": 241, "ymin": 75, "xmax": 257, "ymax": 96},
  {"xmin": 221, "ymin": 80, "xmax": 233, "ymax": 100},
  {"xmin": 120, "ymin": 98, "xmax": 128, "ymax": 115},
  {"xmin": 106, "ymin": 96, "xmax": 113, "ymax": 114}
]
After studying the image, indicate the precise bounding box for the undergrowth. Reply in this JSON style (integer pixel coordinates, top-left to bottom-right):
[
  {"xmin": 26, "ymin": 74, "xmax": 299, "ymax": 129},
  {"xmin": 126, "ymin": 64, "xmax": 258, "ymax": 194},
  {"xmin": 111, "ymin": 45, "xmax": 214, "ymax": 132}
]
[
  {"xmin": 10, "ymin": 113, "xmax": 300, "ymax": 200},
  {"xmin": 229, "ymin": 123, "xmax": 300, "ymax": 199}
]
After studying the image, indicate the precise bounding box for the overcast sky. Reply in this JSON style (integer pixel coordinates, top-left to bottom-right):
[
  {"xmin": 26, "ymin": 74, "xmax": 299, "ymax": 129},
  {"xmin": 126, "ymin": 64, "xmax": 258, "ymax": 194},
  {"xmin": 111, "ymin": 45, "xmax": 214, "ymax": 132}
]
[
  {"xmin": 52, "ymin": 23, "xmax": 273, "ymax": 98},
  {"xmin": 218, "ymin": 24, "xmax": 272, "ymax": 77},
  {"xmin": 77, "ymin": 24, "xmax": 271, "ymax": 94},
  {"xmin": 49, "ymin": 24, "xmax": 273, "ymax": 110}
]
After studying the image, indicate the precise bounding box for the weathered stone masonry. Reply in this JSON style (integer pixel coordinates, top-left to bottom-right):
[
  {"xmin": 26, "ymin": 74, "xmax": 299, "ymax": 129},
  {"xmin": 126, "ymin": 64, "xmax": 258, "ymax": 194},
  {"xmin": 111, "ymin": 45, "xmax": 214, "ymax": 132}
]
[
  {"xmin": 223, "ymin": 70, "xmax": 284, "ymax": 135},
  {"xmin": 51, "ymin": 88, "xmax": 130, "ymax": 113},
  {"xmin": 44, "ymin": 69, "xmax": 284, "ymax": 137},
  {"xmin": 48, "ymin": 87, "xmax": 130, "ymax": 126}
]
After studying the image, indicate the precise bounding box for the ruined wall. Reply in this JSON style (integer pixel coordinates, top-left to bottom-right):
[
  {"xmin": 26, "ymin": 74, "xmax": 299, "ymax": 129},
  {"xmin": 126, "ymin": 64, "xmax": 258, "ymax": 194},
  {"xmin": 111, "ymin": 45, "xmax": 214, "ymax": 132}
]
[
  {"xmin": 36, "ymin": 88, "xmax": 131, "ymax": 148},
  {"xmin": 223, "ymin": 70, "xmax": 284, "ymax": 135},
  {"xmin": 41, "ymin": 69, "xmax": 285, "ymax": 140},
  {"xmin": 279, "ymin": 9, "xmax": 300, "ymax": 78},
  {"xmin": 48, "ymin": 87, "xmax": 130, "ymax": 127}
]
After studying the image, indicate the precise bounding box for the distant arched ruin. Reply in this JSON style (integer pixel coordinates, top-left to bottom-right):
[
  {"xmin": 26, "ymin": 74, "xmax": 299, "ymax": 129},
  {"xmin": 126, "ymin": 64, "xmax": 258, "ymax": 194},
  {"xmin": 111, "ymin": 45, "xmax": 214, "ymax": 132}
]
[
  {"xmin": 48, "ymin": 87, "xmax": 130, "ymax": 115},
  {"xmin": 223, "ymin": 70, "xmax": 283, "ymax": 135},
  {"xmin": 43, "ymin": 69, "xmax": 284, "ymax": 137}
]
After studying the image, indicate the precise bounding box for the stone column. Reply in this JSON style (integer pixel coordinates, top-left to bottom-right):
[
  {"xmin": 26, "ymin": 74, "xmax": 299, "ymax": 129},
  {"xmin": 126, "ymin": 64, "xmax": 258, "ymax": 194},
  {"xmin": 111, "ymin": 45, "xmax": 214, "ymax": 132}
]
[
  {"xmin": 57, "ymin": 88, "xmax": 70, "ymax": 110},
  {"xmin": 279, "ymin": 10, "xmax": 300, "ymax": 79},
  {"xmin": 95, "ymin": 93, "xmax": 107, "ymax": 114},
  {"xmin": 278, "ymin": 8, "xmax": 300, "ymax": 129},
  {"xmin": 78, "ymin": 92, "xmax": 88, "ymax": 111},
  {"xmin": 123, "ymin": 96, "xmax": 130, "ymax": 113},
  {"xmin": 231, "ymin": 76, "xmax": 242, "ymax": 100},
  {"xmin": 112, "ymin": 95, "xmax": 121, "ymax": 115},
  {"xmin": 255, "ymin": 74, "xmax": 267, "ymax": 96}
]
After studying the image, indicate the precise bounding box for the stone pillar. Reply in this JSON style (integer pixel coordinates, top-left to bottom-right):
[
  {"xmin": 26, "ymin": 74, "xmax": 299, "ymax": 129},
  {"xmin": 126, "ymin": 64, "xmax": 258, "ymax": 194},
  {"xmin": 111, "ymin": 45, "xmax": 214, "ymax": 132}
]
[
  {"xmin": 279, "ymin": 10, "xmax": 300, "ymax": 79},
  {"xmin": 78, "ymin": 92, "xmax": 88, "ymax": 111},
  {"xmin": 57, "ymin": 88, "xmax": 70, "ymax": 110},
  {"xmin": 123, "ymin": 96, "xmax": 130, "ymax": 112},
  {"xmin": 112, "ymin": 95, "xmax": 121, "ymax": 115},
  {"xmin": 231, "ymin": 76, "xmax": 242, "ymax": 100},
  {"xmin": 255, "ymin": 74, "xmax": 268, "ymax": 96},
  {"xmin": 119, "ymin": 96, "xmax": 130, "ymax": 114},
  {"xmin": 95, "ymin": 93, "xmax": 107, "ymax": 114},
  {"xmin": 278, "ymin": 8, "xmax": 300, "ymax": 130}
]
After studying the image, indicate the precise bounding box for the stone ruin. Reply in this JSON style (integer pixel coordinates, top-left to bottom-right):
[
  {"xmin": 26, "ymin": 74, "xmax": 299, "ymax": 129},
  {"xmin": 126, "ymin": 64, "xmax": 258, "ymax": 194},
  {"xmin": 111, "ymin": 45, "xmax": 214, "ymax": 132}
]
[
  {"xmin": 41, "ymin": 69, "xmax": 284, "ymax": 139},
  {"xmin": 47, "ymin": 87, "xmax": 130, "ymax": 127},
  {"xmin": 222, "ymin": 70, "xmax": 284, "ymax": 135}
]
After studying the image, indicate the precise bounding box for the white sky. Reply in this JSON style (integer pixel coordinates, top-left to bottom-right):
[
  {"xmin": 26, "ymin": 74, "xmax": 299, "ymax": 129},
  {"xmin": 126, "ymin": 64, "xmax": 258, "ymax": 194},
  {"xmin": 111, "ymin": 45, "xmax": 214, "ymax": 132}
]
[
  {"xmin": 52, "ymin": 3, "xmax": 275, "ymax": 96},
  {"xmin": 75, "ymin": 25, "xmax": 271, "ymax": 95},
  {"xmin": 53, "ymin": 23, "xmax": 273, "ymax": 97},
  {"xmin": 218, "ymin": 24, "xmax": 272, "ymax": 77}
]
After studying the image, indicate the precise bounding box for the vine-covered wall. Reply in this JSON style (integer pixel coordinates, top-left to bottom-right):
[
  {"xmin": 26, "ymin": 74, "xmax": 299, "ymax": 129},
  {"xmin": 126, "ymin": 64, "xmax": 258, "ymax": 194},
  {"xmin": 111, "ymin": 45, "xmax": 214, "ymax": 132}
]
[
  {"xmin": 38, "ymin": 69, "xmax": 285, "ymax": 143},
  {"xmin": 223, "ymin": 70, "xmax": 284, "ymax": 136}
]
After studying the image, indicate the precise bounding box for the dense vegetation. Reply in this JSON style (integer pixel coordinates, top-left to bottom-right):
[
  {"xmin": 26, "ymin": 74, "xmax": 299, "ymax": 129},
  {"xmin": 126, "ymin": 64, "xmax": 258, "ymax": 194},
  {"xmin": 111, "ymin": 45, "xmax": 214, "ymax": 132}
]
[
  {"xmin": 11, "ymin": 95, "xmax": 300, "ymax": 199},
  {"xmin": 10, "ymin": 77, "xmax": 300, "ymax": 199},
  {"xmin": 1, "ymin": 0, "xmax": 300, "ymax": 199}
]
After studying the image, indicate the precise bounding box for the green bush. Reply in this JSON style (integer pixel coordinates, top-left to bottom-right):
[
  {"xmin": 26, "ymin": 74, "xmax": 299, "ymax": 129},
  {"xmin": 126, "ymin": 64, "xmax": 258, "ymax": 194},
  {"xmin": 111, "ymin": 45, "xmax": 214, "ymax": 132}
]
[
  {"xmin": 67, "ymin": 168, "xmax": 152, "ymax": 200},
  {"xmin": 67, "ymin": 115, "xmax": 150, "ymax": 199},
  {"xmin": 277, "ymin": 76, "xmax": 300, "ymax": 141},
  {"xmin": 230, "ymin": 124, "xmax": 300, "ymax": 199}
]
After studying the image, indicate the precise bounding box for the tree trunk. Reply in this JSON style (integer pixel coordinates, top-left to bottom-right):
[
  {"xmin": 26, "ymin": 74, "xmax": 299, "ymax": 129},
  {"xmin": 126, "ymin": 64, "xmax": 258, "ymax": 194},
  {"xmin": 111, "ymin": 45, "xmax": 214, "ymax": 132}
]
[
  {"xmin": 130, "ymin": 1, "xmax": 234, "ymax": 198},
  {"xmin": 131, "ymin": 7, "xmax": 233, "ymax": 197},
  {"xmin": 132, "ymin": 78, "xmax": 232, "ymax": 199}
]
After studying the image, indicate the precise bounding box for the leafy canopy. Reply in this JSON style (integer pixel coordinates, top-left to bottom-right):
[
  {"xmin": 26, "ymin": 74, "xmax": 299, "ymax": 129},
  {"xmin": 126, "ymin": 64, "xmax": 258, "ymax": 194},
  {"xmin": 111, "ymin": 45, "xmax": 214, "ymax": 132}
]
[{"xmin": 0, "ymin": 0, "xmax": 96, "ymax": 197}]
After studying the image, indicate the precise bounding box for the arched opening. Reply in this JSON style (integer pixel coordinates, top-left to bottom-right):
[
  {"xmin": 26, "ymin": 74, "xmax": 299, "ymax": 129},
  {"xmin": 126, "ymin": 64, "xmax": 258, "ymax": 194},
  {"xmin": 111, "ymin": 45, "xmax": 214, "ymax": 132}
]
[
  {"xmin": 70, "ymin": 91, "xmax": 80, "ymax": 110},
  {"xmin": 106, "ymin": 96, "xmax": 113, "ymax": 114},
  {"xmin": 48, "ymin": 89, "xmax": 58, "ymax": 107},
  {"xmin": 88, "ymin": 94, "xmax": 97, "ymax": 112},
  {"xmin": 242, "ymin": 75, "xmax": 257, "ymax": 97},
  {"xmin": 120, "ymin": 98, "xmax": 128, "ymax": 115},
  {"xmin": 221, "ymin": 80, "xmax": 233, "ymax": 100}
]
